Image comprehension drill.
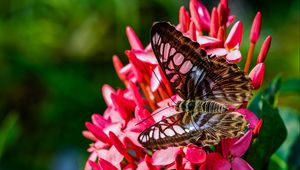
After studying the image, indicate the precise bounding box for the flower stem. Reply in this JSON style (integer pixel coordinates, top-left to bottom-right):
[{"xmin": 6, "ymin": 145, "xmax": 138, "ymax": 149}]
[{"xmin": 244, "ymin": 42, "xmax": 255, "ymax": 73}]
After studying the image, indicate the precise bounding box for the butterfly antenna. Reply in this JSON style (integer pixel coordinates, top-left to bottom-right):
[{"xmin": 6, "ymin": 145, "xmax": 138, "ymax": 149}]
[
  {"xmin": 135, "ymin": 105, "xmax": 172, "ymax": 126},
  {"xmin": 151, "ymin": 69, "xmax": 176, "ymax": 105}
]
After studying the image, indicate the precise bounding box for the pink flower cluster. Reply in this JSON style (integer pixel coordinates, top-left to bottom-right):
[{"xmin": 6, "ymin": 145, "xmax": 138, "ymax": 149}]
[{"xmin": 83, "ymin": 0, "xmax": 271, "ymax": 169}]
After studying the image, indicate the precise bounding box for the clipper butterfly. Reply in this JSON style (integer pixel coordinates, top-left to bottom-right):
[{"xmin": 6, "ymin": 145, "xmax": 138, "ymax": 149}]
[{"xmin": 138, "ymin": 22, "xmax": 252, "ymax": 150}]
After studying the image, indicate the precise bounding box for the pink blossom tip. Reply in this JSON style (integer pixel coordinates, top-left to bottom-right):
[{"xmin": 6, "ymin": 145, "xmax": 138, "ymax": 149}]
[
  {"xmin": 257, "ymin": 35, "xmax": 272, "ymax": 63},
  {"xmin": 112, "ymin": 55, "xmax": 126, "ymax": 82},
  {"xmin": 225, "ymin": 21, "xmax": 243, "ymax": 49},
  {"xmin": 189, "ymin": 0, "xmax": 210, "ymax": 32},
  {"xmin": 210, "ymin": 7, "xmax": 219, "ymax": 38},
  {"xmin": 126, "ymin": 26, "xmax": 144, "ymax": 50},
  {"xmin": 179, "ymin": 6, "xmax": 190, "ymax": 33},
  {"xmin": 249, "ymin": 63, "xmax": 265, "ymax": 89},
  {"xmin": 250, "ymin": 11, "xmax": 262, "ymax": 44}
]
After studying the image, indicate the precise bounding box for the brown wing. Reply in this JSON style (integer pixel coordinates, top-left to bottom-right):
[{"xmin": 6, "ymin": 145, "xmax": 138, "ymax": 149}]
[
  {"xmin": 151, "ymin": 22, "xmax": 252, "ymax": 106},
  {"xmin": 194, "ymin": 111, "xmax": 248, "ymax": 146},
  {"xmin": 138, "ymin": 110, "xmax": 248, "ymax": 150},
  {"xmin": 138, "ymin": 112, "xmax": 202, "ymax": 150}
]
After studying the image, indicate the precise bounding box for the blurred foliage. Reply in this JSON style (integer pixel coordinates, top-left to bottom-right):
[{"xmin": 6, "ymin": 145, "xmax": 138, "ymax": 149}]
[{"xmin": 0, "ymin": 0, "xmax": 299, "ymax": 169}]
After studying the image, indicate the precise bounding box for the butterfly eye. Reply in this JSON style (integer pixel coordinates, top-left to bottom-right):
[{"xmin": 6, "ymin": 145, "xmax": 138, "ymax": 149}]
[{"xmin": 187, "ymin": 102, "xmax": 195, "ymax": 110}]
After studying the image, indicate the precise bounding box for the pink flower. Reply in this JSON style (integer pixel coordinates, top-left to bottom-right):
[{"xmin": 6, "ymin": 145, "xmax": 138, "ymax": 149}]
[
  {"xmin": 208, "ymin": 21, "xmax": 243, "ymax": 62},
  {"xmin": 202, "ymin": 131, "xmax": 254, "ymax": 170},
  {"xmin": 249, "ymin": 63, "xmax": 265, "ymax": 90},
  {"xmin": 83, "ymin": 0, "xmax": 271, "ymax": 169}
]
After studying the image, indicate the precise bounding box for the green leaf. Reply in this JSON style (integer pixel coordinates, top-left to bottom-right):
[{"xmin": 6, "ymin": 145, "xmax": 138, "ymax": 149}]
[
  {"xmin": 245, "ymin": 99, "xmax": 287, "ymax": 170},
  {"xmin": 248, "ymin": 76, "xmax": 281, "ymax": 117},
  {"xmin": 0, "ymin": 112, "xmax": 20, "ymax": 160},
  {"xmin": 280, "ymin": 79, "xmax": 300, "ymax": 93}
]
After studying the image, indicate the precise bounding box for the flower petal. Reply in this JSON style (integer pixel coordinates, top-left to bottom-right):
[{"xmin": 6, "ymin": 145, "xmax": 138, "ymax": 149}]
[
  {"xmin": 85, "ymin": 152, "xmax": 98, "ymax": 170},
  {"xmin": 151, "ymin": 147, "xmax": 181, "ymax": 165},
  {"xmin": 214, "ymin": 159, "xmax": 231, "ymax": 170},
  {"xmin": 207, "ymin": 48, "xmax": 227, "ymax": 57},
  {"xmin": 230, "ymin": 131, "xmax": 253, "ymax": 157},
  {"xmin": 184, "ymin": 146, "xmax": 206, "ymax": 164},
  {"xmin": 102, "ymin": 84, "xmax": 116, "ymax": 107},
  {"xmin": 112, "ymin": 55, "xmax": 126, "ymax": 82},
  {"xmin": 98, "ymin": 158, "xmax": 118, "ymax": 170},
  {"xmin": 133, "ymin": 50, "xmax": 157, "ymax": 65},
  {"xmin": 109, "ymin": 132, "xmax": 126, "ymax": 155},
  {"xmin": 150, "ymin": 66, "xmax": 162, "ymax": 92},
  {"xmin": 249, "ymin": 63, "xmax": 265, "ymax": 89},
  {"xmin": 236, "ymin": 109, "xmax": 259, "ymax": 129},
  {"xmin": 231, "ymin": 157, "xmax": 254, "ymax": 170},
  {"xmin": 92, "ymin": 114, "xmax": 111, "ymax": 129},
  {"xmin": 197, "ymin": 36, "xmax": 222, "ymax": 47},
  {"xmin": 190, "ymin": 0, "xmax": 210, "ymax": 31},
  {"xmin": 225, "ymin": 21, "xmax": 243, "ymax": 49},
  {"xmin": 226, "ymin": 49, "xmax": 242, "ymax": 62},
  {"xmin": 126, "ymin": 26, "xmax": 144, "ymax": 50},
  {"xmin": 85, "ymin": 122, "xmax": 111, "ymax": 144}
]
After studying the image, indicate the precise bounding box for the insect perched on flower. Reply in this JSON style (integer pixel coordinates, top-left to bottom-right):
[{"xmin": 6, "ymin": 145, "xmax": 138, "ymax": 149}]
[{"xmin": 138, "ymin": 22, "xmax": 253, "ymax": 150}]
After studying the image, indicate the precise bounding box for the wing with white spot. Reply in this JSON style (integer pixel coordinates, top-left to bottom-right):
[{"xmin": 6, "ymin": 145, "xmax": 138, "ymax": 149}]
[
  {"xmin": 151, "ymin": 22, "xmax": 208, "ymax": 100},
  {"xmin": 138, "ymin": 111, "xmax": 248, "ymax": 150},
  {"xmin": 151, "ymin": 22, "xmax": 252, "ymax": 105},
  {"xmin": 138, "ymin": 112, "xmax": 202, "ymax": 150}
]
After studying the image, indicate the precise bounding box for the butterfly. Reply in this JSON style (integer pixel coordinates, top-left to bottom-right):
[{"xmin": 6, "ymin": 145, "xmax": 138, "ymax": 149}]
[{"xmin": 138, "ymin": 22, "xmax": 253, "ymax": 150}]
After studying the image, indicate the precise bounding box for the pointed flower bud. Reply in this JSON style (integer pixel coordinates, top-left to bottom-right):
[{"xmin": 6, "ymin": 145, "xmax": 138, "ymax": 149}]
[
  {"xmin": 189, "ymin": 22, "xmax": 196, "ymax": 41},
  {"xmin": 250, "ymin": 11, "xmax": 262, "ymax": 44},
  {"xmin": 257, "ymin": 35, "xmax": 272, "ymax": 63},
  {"xmin": 249, "ymin": 63, "xmax": 265, "ymax": 89},
  {"xmin": 112, "ymin": 55, "xmax": 127, "ymax": 82},
  {"xmin": 210, "ymin": 7, "xmax": 219, "ymax": 38},
  {"xmin": 126, "ymin": 26, "xmax": 144, "ymax": 50},
  {"xmin": 179, "ymin": 6, "xmax": 190, "ymax": 33}
]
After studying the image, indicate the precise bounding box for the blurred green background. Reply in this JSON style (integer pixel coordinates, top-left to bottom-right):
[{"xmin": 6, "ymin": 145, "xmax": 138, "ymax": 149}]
[{"xmin": 0, "ymin": 0, "xmax": 299, "ymax": 169}]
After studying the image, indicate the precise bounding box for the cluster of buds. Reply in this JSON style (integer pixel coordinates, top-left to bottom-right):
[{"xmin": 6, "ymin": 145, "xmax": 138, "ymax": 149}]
[{"xmin": 83, "ymin": 0, "xmax": 271, "ymax": 169}]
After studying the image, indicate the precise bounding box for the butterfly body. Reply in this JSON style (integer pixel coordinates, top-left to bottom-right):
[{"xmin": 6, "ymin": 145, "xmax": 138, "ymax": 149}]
[
  {"xmin": 138, "ymin": 22, "xmax": 252, "ymax": 150},
  {"xmin": 175, "ymin": 99, "xmax": 228, "ymax": 113}
]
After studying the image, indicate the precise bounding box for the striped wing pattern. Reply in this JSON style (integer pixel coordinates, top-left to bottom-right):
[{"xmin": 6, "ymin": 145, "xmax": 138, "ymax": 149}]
[{"xmin": 138, "ymin": 22, "xmax": 252, "ymax": 150}]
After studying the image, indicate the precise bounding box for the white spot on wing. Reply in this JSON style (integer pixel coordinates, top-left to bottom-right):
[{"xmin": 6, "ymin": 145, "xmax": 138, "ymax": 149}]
[
  {"xmin": 160, "ymin": 43, "xmax": 164, "ymax": 56},
  {"xmin": 164, "ymin": 128, "xmax": 175, "ymax": 136},
  {"xmin": 173, "ymin": 125, "xmax": 185, "ymax": 134},
  {"xmin": 180, "ymin": 60, "xmax": 193, "ymax": 74},
  {"xmin": 170, "ymin": 48, "xmax": 176, "ymax": 56},
  {"xmin": 163, "ymin": 43, "xmax": 171, "ymax": 62},
  {"xmin": 173, "ymin": 53, "xmax": 184, "ymax": 65},
  {"xmin": 153, "ymin": 128, "xmax": 159, "ymax": 140}
]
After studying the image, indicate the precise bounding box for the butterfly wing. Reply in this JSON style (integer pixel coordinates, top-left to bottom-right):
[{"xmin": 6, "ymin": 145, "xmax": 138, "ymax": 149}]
[
  {"xmin": 138, "ymin": 111, "xmax": 202, "ymax": 150},
  {"xmin": 194, "ymin": 111, "xmax": 248, "ymax": 146},
  {"xmin": 151, "ymin": 22, "xmax": 252, "ymax": 106},
  {"xmin": 138, "ymin": 110, "xmax": 248, "ymax": 150}
]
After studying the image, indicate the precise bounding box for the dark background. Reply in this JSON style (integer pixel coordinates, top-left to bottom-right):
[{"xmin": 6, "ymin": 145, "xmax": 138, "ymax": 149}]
[{"xmin": 0, "ymin": 0, "xmax": 299, "ymax": 169}]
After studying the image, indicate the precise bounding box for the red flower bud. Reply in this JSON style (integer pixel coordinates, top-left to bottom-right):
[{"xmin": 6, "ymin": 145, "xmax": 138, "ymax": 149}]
[
  {"xmin": 257, "ymin": 36, "xmax": 272, "ymax": 63},
  {"xmin": 179, "ymin": 6, "xmax": 190, "ymax": 33},
  {"xmin": 210, "ymin": 7, "xmax": 219, "ymax": 38},
  {"xmin": 250, "ymin": 11, "xmax": 262, "ymax": 44},
  {"xmin": 249, "ymin": 63, "xmax": 265, "ymax": 89},
  {"xmin": 189, "ymin": 22, "xmax": 196, "ymax": 41}
]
